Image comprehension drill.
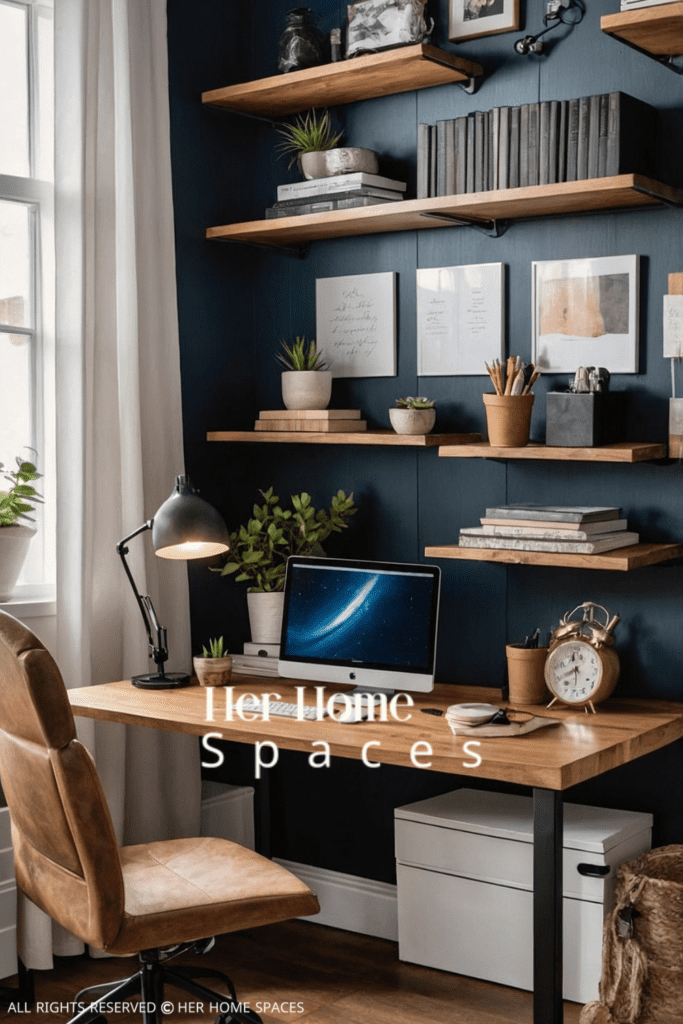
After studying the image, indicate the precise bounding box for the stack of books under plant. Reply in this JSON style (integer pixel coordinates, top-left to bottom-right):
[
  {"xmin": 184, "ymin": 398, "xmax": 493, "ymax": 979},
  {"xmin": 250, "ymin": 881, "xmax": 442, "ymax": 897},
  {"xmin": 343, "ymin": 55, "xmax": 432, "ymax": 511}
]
[
  {"xmin": 268, "ymin": 109, "xmax": 406, "ymax": 218},
  {"xmin": 458, "ymin": 504, "xmax": 639, "ymax": 555}
]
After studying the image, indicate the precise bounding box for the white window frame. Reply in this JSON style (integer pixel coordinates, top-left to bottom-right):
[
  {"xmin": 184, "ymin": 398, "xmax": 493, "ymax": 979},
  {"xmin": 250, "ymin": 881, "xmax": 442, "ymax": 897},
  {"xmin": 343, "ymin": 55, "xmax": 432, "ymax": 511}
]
[{"xmin": 0, "ymin": 0, "xmax": 54, "ymax": 615}]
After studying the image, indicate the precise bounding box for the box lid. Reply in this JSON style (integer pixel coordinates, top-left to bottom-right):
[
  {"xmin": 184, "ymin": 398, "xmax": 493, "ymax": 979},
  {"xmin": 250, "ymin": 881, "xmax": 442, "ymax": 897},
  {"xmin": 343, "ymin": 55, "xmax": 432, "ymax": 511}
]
[{"xmin": 395, "ymin": 789, "xmax": 652, "ymax": 854}]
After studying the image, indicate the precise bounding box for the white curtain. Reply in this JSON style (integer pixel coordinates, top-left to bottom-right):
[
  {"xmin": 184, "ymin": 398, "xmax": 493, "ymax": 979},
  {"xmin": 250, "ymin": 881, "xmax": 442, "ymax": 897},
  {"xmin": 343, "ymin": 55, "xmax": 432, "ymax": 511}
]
[{"xmin": 20, "ymin": 0, "xmax": 201, "ymax": 969}]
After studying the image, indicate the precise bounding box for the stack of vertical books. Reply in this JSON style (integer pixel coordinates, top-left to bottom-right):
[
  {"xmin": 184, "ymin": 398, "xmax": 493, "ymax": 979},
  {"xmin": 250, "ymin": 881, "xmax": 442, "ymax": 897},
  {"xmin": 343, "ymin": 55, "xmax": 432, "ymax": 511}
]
[
  {"xmin": 255, "ymin": 409, "xmax": 367, "ymax": 433},
  {"xmin": 459, "ymin": 505, "xmax": 640, "ymax": 555},
  {"xmin": 417, "ymin": 91, "xmax": 656, "ymax": 199},
  {"xmin": 266, "ymin": 172, "xmax": 406, "ymax": 218}
]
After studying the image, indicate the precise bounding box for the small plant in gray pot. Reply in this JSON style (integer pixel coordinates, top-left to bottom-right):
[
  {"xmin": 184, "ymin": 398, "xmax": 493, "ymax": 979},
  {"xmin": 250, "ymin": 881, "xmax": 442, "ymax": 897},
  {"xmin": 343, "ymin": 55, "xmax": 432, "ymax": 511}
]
[
  {"xmin": 193, "ymin": 636, "xmax": 233, "ymax": 687},
  {"xmin": 277, "ymin": 336, "xmax": 333, "ymax": 410},
  {"xmin": 0, "ymin": 453, "xmax": 42, "ymax": 601},
  {"xmin": 275, "ymin": 107, "xmax": 378, "ymax": 180},
  {"xmin": 389, "ymin": 397, "xmax": 436, "ymax": 435}
]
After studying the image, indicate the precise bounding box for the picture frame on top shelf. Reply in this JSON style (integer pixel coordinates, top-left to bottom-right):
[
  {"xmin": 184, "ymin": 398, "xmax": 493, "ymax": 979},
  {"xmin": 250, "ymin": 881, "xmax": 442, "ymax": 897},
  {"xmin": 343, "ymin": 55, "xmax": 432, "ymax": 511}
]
[
  {"xmin": 532, "ymin": 254, "xmax": 639, "ymax": 374},
  {"xmin": 316, "ymin": 271, "xmax": 397, "ymax": 378},
  {"xmin": 449, "ymin": 0, "xmax": 520, "ymax": 42},
  {"xmin": 416, "ymin": 263, "xmax": 505, "ymax": 375}
]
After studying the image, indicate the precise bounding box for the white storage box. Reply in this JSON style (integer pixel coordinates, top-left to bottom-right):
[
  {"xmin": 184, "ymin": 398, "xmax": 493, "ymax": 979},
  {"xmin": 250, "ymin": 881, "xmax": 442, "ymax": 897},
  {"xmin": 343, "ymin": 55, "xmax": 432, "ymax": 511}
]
[
  {"xmin": 395, "ymin": 788, "xmax": 653, "ymax": 1004},
  {"xmin": 200, "ymin": 781, "xmax": 255, "ymax": 850}
]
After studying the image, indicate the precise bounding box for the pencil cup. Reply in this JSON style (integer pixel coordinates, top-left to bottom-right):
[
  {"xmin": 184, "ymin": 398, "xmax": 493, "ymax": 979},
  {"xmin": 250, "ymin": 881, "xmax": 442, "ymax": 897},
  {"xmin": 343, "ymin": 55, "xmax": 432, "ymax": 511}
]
[
  {"xmin": 483, "ymin": 393, "xmax": 534, "ymax": 447},
  {"xmin": 506, "ymin": 644, "xmax": 549, "ymax": 705},
  {"xmin": 670, "ymin": 398, "xmax": 683, "ymax": 459}
]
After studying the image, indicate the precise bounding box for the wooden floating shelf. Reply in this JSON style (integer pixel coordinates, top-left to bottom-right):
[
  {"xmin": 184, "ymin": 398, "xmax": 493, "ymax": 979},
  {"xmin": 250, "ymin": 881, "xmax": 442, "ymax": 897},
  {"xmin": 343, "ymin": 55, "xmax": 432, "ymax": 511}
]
[
  {"xmin": 601, "ymin": 4, "xmax": 683, "ymax": 56},
  {"xmin": 438, "ymin": 441, "xmax": 668, "ymax": 462},
  {"xmin": 206, "ymin": 175, "xmax": 682, "ymax": 250},
  {"xmin": 202, "ymin": 44, "xmax": 484, "ymax": 117},
  {"xmin": 207, "ymin": 430, "xmax": 481, "ymax": 447},
  {"xmin": 424, "ymin": 542, "xmax": 683, "ymax": 571}
]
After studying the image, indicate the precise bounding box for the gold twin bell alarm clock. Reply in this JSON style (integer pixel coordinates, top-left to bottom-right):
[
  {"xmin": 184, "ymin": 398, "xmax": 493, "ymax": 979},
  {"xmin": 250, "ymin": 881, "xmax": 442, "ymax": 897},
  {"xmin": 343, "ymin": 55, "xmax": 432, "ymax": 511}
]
[{"xmin": 544, "ymin": 601, "xmax": 620, "ymax": 713}]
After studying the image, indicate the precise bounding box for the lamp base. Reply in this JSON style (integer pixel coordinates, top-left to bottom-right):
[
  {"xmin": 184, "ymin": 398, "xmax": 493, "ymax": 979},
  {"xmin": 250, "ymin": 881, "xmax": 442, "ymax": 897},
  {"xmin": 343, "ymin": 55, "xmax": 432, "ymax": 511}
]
[{"xmin": 131, "ymin": 672, "xmax": 192, "ymax": 690}]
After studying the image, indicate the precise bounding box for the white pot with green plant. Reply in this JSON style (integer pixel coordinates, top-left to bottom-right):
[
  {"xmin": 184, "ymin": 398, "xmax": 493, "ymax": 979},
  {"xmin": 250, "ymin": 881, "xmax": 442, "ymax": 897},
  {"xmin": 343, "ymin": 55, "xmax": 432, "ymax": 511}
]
[
  {"xmin": 193, "ymin": 637, "xmax": 233, "ymax": 687},
  {"xmin": 275, "ymin": 108, "xmax": 378, "ymax": 181},
  {"xmin": 0, "ymin": 455, "xmax": 41, "ymax": 602},
  {"xmin": 278, "ymin": 336, "xmax": 332, "ymax": 410},
  {"xmin": 213, "ymin": 487, "xmax": 356, "ymax": 645},
  {"xmin": 389, "ymin": 397, "xmax": 436, "ymax": 435}
]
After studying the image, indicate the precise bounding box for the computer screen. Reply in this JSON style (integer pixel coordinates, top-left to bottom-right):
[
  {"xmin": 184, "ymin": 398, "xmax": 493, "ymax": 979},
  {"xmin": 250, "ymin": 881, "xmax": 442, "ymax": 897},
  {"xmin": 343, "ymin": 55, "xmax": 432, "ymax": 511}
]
[{"xmin": 278, "ymin": 556, "xmax": 440, "ymax": 694}]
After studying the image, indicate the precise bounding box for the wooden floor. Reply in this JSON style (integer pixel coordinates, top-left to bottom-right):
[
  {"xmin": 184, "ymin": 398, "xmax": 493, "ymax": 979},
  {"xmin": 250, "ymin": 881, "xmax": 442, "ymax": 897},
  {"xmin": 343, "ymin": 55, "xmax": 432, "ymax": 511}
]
[{"xmin": 0, "ymin": 920, "xmax": 583, "ymax": 1023}]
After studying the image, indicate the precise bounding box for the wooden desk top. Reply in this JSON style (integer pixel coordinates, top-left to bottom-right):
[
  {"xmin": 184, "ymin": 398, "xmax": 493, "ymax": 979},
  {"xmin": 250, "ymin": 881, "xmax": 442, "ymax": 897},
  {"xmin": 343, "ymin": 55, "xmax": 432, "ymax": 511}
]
[{"xmin": 68, "ymin": 678, "xmax": 683, "ymax": 791}]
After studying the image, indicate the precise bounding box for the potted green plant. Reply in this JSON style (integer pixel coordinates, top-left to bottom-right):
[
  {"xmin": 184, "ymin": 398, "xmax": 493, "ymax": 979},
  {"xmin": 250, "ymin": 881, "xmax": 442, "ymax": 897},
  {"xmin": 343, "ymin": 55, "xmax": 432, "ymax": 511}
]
[
  {"xmin": 277, "ymin": 336, "xmax": 333, "ymax": 410},
  {"xmin": 193, "ymin": 636, "xmax": 233, "ymax": 687},
  {"xmin": 275, "ymin": 107, "xmax": 378, "ymax": 180},
  {"xmin": 390, "ymin": 397, "xmax": 436, "ymax": 435},
  {"xmin": 0, "ymin": 454, "xmax": 42, "ymax": 601},
  {"xmin": 213, "ymin": 487, "xmax": 356, "ymax": 644}
]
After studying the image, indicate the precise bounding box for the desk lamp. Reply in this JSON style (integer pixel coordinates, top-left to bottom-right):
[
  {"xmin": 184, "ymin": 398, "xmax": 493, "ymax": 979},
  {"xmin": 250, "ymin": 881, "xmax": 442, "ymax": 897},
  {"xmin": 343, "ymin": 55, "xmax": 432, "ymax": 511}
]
[{"xmin": 117, "ymin": 475, "xmax": 230, "ymax": 689}]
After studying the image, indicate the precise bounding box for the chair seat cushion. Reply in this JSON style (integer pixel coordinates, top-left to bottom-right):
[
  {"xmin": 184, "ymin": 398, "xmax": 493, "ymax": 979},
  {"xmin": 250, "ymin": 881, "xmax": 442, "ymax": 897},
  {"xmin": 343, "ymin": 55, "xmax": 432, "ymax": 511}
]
[{"xmin": 107, "ymin": 837, "xmax": 319, "ymax": 955}]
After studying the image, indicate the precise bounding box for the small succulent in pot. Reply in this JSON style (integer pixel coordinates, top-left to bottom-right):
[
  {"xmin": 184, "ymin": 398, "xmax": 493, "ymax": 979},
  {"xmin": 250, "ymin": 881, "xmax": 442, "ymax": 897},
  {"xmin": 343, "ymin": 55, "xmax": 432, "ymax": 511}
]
[
  {"xmin": 275, "ymin": 109, "xmax": 343, "ymax": 171},
  {"xmin": 194, "ymin": 636, "xmax": 232, "ymax": 687},
  {"xmin": 277, "ymin": 337, "xmax": 332, "ymax": 410},
  {"xmin": 390, "ymin": 397, "xmax": 437, "ymax": 435},
  {"xmin": 395, "ymin": 396, "xmax": 435, "ymax": 409}
]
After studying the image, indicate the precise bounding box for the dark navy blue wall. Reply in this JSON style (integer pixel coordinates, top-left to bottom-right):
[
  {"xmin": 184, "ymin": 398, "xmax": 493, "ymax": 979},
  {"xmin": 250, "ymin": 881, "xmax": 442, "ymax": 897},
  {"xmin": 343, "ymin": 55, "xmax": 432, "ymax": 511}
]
[{"xmin": 168, "ymin": 0, "xmax": 683, "ymax": 883}]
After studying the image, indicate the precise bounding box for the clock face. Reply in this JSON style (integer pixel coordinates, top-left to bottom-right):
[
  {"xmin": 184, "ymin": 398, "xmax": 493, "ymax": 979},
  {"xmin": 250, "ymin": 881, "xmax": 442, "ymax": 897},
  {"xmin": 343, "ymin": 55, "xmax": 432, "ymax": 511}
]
[{"xmin": 545, "ymin": 640, "xmax": 602, "ymax": 703}]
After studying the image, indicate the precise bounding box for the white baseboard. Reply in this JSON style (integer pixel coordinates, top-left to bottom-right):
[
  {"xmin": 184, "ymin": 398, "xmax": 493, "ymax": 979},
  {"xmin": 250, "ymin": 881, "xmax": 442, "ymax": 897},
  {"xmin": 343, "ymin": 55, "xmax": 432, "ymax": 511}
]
[{"xmin": 274, "ymin": 858, "xmax": 398, "ymax": 942}]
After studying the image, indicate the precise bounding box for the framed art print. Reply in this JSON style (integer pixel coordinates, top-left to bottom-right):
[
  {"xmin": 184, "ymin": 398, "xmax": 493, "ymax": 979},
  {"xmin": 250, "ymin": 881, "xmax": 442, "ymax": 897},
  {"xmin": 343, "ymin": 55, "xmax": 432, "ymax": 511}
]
[
  {"xmin": 449, "ymin": 0, "xmax": 520, "ymax": 42},
  {"xmin": 532, "ymin": 254, "xmax": 639, "ymax": 374},
  {"xmin": 316, "ymin": 271, "xmax": 397, "ymax": 377},
  {"xmin": 417, "ymin": 263, "xmax": 505, "ymax": 376}
]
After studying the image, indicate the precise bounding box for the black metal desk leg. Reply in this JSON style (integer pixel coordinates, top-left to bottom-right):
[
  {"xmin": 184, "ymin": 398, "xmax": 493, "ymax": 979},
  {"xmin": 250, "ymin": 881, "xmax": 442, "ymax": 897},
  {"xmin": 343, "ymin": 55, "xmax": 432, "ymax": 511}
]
[{"xmin": 533, "ymin": 788, "xmax": 563, "ymax": 1024}]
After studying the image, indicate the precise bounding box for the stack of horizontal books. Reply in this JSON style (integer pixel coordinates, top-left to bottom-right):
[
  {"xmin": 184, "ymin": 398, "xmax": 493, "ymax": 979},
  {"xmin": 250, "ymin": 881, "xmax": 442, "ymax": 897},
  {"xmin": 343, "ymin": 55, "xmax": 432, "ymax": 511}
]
[
  {"xmin": 255, "ymin": 409, "xmax": 367, "ymax": 433},
  {"xmin": 266, "ymin": 172, "xmax": 406, "ymax": 219},
  {"xmin": 620, "ymin": 0, "xmax": 678, "ymax": 9},
  {"xmin": 232, "ymin": 643, "xmax": 280, "ymax": 678},
  {"xmin": 459, "ymin": 505, "xmax": 639, "ymax": 555},
  {"xmin": 418, "ymin": 91, "xmax": 656, "ymax": 198}
]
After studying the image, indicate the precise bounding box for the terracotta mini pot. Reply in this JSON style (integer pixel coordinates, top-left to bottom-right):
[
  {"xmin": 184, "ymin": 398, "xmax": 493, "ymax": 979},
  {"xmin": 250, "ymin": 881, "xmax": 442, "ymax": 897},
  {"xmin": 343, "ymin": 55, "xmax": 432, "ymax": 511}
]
[
  {"xmin": 193, "ymin": 655, "xmax": 233, "ymax": 687},
  {"xmin": 506, "ymin": 645, "xmax": 549, "ymax": 705},
  {"xmin": 483, "ymin": 393, "xmax": 534, "ymax": 447}
]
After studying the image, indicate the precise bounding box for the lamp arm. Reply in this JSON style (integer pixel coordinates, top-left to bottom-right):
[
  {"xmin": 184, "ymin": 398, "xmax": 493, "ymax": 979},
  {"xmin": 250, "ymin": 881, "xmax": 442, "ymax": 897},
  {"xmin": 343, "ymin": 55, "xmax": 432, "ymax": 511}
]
[{"xmin": 116, "ymin": 521, "xmax": 168, "ymax": 674}]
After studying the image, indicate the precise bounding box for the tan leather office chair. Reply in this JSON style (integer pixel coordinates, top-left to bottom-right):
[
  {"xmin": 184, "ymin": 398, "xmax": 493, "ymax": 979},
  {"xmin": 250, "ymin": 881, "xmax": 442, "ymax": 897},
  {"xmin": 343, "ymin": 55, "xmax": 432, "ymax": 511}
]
[{"xmin": 0, "ymin": 610, "xmax": 319, "ymax": 1024}]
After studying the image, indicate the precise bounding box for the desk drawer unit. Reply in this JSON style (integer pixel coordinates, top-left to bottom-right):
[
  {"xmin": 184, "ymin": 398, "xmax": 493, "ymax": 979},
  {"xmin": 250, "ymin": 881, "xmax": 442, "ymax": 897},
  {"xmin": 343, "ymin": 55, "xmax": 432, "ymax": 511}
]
[{"xmin": 395, "ymin": 789, "xmax": 652, "ymax": 1004}]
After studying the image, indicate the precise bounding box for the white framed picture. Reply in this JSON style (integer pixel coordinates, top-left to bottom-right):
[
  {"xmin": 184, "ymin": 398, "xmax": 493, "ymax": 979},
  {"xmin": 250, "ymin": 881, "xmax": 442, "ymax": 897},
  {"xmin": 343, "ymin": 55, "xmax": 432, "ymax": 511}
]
[
  {"xmin": 449, "ymin": 0, "xmax": 520, "ymax": 42},
  {"xmin": 315, "ymin": 271, "xmax": 397, "ymax": 378},
  {"xmin": 416, "ymin": 263, "xmax": 505, "ymax": 376},
  {"xmin": 532, "ymin": 255, "xmax": 640, "ymax": 374}
]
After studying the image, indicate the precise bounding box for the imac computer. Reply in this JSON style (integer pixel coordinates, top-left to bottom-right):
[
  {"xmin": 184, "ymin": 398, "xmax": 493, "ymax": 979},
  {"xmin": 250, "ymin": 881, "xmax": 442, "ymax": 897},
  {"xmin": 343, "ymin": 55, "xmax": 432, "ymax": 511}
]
[{"xmin": 278, "ymin": 555, "xmax": 441, "ymax": 696}]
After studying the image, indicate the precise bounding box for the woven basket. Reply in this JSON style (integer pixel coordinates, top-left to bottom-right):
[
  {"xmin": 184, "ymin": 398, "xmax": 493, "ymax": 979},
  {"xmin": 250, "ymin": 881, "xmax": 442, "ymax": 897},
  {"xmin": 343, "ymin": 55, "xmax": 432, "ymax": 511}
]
[{"xmin": 581, "ymin": 845, "xmax": 683, "ymax": 1024}]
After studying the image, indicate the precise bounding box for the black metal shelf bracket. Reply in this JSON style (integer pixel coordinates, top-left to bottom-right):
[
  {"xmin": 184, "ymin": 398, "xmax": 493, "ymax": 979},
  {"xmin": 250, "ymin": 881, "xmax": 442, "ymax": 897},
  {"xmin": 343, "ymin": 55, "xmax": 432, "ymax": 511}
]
[
  {"xmin": 216, "ymin": 236, "xmax": 310, "ymax": 259},
  {"xmin": 419, "ymin": 210, "xmax": 510, "ymax": 237},
  {"xmin": 456, "ymin": 75, "xmax": 479, "ymax": 94},
  {"xmin": 632, "ymin": 183, "xmax": 683, "ymax": 210},
  {"xmin": 604, "ymin": 32, "xmax": 683, "ymax": 73}
]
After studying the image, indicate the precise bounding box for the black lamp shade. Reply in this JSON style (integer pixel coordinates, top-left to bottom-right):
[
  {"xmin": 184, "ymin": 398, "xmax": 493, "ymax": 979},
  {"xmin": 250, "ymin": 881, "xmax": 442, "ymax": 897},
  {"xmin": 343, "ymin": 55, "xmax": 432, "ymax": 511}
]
[{"xmin": 152, "ymin": 476, "xmax": 230, "ymax": 560}]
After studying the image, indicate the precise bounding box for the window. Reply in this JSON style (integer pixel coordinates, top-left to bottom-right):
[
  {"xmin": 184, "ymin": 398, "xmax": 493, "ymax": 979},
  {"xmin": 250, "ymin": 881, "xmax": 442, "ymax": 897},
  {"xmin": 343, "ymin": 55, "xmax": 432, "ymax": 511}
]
[{"xmin": 0, "ymin": 0, "xmax": 54, "ymax": 602}]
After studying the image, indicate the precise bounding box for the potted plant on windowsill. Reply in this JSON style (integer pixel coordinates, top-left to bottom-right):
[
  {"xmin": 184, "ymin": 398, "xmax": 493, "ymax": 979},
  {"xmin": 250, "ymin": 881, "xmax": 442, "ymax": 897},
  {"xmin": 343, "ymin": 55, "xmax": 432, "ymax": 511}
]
[
  {"xmin": 212, "ymin": 487, "xmax": 356, "ymax": 644},
  {"xmin": 275, "ymin": 108, "xmax": 378, "ymax": 180},
  {"xmin": 0, "ymin": 454, "xmax": 42, "ymax": 602},
  {"xmin": 389, "ymin": 397, "xmax": 436, "ymax": 435},
  {"xmin": 193, "ymin": 637, "xmax": 233, "ymax": 687},
  {"xmin": 277, "ymin": 336, "xmax": 333, "ymax": 410}
]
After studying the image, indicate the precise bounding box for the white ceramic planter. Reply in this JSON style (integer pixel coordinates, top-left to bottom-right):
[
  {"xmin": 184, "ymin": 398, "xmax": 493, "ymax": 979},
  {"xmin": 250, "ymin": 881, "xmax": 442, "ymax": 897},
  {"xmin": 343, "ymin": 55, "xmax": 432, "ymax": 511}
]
[
  {"xmin": 281, "ymin": 370, "xmax": 332, "ymax": 410},
  {"xmin": 247, "ymin": 591, "xmax": 285, "ymax": 645},
  {"xmin": 0, "ymin": 525, "xmax": 36, "ymax": 601},
  {"xmin": 193, "ymin": 655, "xmax": 233, "ymax": 687},
  {"xmin": 301, "ymin": 147, "xmax": 379, "ymax": 180},
  {"xmin": 389, "ymin": 408, "xmax": 436, "ymax": 435}
]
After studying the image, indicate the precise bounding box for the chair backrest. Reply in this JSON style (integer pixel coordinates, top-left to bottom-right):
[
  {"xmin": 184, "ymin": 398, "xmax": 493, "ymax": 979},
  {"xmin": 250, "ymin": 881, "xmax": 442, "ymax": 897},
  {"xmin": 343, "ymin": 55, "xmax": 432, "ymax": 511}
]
[{"xmin": 0, "ymin": 610, "xmax": 125, "ymax": 950}]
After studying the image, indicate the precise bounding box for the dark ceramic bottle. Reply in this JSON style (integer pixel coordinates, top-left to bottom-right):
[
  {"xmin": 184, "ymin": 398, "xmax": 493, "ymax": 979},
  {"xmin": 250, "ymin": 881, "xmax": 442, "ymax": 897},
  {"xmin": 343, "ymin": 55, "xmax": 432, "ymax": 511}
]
[{"xmin": 277, "ymin": 7, "xmax": 326, "ymax": 73}]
